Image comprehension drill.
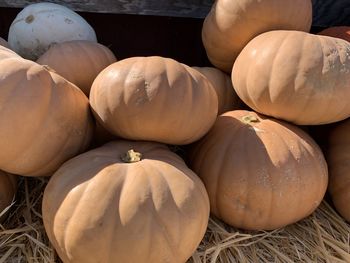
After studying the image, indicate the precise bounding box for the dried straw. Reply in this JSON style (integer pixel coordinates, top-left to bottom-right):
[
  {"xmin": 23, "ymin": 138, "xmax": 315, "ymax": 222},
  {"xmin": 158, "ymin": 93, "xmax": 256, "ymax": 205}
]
[
  {"xmin": 192, "ymin": 200, "xmax": 350, "ymax": 263},
  {"xmin": 0, "ymin": 177, "xmax": 57, "ymax": 263},
  {"xmin": 1, "ymin": 177, "xmax": 349, "ymax": 263}
]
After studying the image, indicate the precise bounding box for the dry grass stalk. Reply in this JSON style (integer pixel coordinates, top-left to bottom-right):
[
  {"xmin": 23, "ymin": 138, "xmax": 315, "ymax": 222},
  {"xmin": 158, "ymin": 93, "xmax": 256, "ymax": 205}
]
[
  {"xmin": 0, "ymin": 177, "xmax": 349, "ymax": 263},
  {"xmin": 0, "ymin": 177, "xmax": 56, "ymax": 263},
  {"xmin": 192, "ymin": 201, "xmax": 350, "ymax": 263}
]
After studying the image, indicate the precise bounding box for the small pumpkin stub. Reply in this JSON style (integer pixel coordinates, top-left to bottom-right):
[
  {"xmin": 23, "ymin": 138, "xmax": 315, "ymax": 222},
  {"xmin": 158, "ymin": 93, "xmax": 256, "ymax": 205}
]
[
  {"xmin": 121, "ymin": 149, "xmax": 142, "ymax": 163},
  {"xmin": 241, "ymin": 115, "xmax": 260, "ymax": 124}
]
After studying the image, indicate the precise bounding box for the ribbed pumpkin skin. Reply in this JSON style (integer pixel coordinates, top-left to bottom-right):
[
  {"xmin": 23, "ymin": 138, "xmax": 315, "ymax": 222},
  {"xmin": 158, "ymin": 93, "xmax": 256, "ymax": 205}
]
[
  {"xmin": 232, "ymin": 30, "xmax": 350, "ymax": 125},
  {"xmin": 43, "ymin": 140, "xmax": 210, "ymax": 263},
  {"xmin": 202, "ymin": 0, "xmax": 312, "ymax": 72},
  {"xmin": 327, "ymin": 118, "xmax": 350, "ymax": 221},
  {"xmin": 192, "ymin": 66, "xmax": 242, "ymax": 115},
  {"xmin": 0, "ymin": 58, "xmax": 93, "ymax": 177},
  {"xmin": 90, "ymin": 56, "xmax": 218, "ymax": 145},
  {"xmin": 318, "ymin": 26, "xmax": 350, "ymax": 42},
  {"xmin": 0, "ymin": 172, "xmax": 17, "ymax": 215},
  {"xmin": 189, "ymin": 110, "xmax": 328, "ymax": 230},
  {"xmin": 37, "ymin": 40, "xmax": 117, "ymax": 96}
]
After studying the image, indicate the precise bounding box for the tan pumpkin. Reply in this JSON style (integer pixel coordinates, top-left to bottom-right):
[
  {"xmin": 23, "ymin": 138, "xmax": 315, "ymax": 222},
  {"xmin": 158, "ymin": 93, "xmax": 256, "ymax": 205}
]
[
  {"xmin": 202, "ymin": 0, "xmax": 312, "ymax": 72},
  {"xmin": 189, "ymin": 110, "xmax": 328, "ymax": 230},
  {"xmin": 43, "ymin": 140, "xmax": 210, "ymax": 263},
  {"xmin": 0, "ymin": 172, "xmax": 17, "ymax": 218},
  {"xmin": 318, "ymin": 26, "xmax": 350, "ymax": 42},
  {"xmin": 192, "ymin": 66, "xmax": 242, "ymax": 114},
  {"xmin": 327, "ymin": 118, "xmax": 350, "ymax": 221},
  {"xmin": 37, "ymin": 40, "xmax": 117, "ymax": 96},
  {"xmin": 232, "ymin": 30, "xmax": 350, "ymax": 125},
  {"xmin": 0, "ymin": 44, "xmax": 21, "ymax": 60},
  {"xmin": 90, "ymin": 56, "xmax": 218, "ymax": 145},
  {"xmin": 0, "ymin": 57, "xmax": 93, "ymax": 176}
]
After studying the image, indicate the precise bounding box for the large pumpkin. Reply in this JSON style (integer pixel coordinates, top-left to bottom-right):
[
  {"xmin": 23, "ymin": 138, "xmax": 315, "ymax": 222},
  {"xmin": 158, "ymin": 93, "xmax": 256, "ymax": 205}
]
[
  {"xmin": 327, "ymin": 118, "xmax": 350, "ymax": 221},
  {"xmin": 232, "ymin": 30, "xmax": 350, "ymax": 125},
  {"xmin": 0, "ymin": 57, "xmax": 93, "ymax": 176},
  {"xmin": 8, "ymin": 2, "xmax": 97, "ymax": 60},
  {"xmin": 318, "ymin": 26, "xmax": 350, "ymax": 42},
  {"xmin": 0, "ymin": 45, "xmax": 21, "ymax": 60},
  {"xmin": 37, "ymin": 40, "xmax": 117, "ymax": 96},
  {"xmin": 202, "ymin": 0, "xmax": 312, "ymax": 72},
  {"xmin": 192, "ymin": 66, "xmax": 242, "ymax": 114},
  {"xmin": 0, "ymin": 172, "xmax": 17, "ymax": 218},
  {"xmin": 90, "ymin": 56, "xmax": 218, "ymax": 145},
  {"xmin": 189, "ymin": 110, "xmax": 328, "ymax": 230},
  {"xmin": 43, "ymin": 140, "xmax": 210, "ymax": 263}
]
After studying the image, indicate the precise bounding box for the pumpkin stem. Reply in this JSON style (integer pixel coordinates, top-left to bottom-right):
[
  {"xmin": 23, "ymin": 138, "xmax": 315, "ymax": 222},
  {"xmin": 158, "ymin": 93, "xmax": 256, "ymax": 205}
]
[
  {"xmin": 121, "ymin": 149, "xmax": 142, "ymax": 163},
  {"xmin": 241, "ymin": 115, "xmax": 260, "ymax": 124}
]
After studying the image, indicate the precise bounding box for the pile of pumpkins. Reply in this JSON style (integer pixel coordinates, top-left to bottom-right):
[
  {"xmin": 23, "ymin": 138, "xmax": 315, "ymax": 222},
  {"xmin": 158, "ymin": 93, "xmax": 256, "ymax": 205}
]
[{"xmin": 0, "ymin": 1, "xmax": 349, "ymax": 262}]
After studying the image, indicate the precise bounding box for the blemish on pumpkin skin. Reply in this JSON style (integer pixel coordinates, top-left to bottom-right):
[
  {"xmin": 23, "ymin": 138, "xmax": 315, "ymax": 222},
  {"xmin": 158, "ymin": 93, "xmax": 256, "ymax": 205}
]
[
  {"xmin": 25, "ymin": 15, "xmax": 35, "ymax": 24},
  {"xmin": 64, "ymin": 18, "xmax": 73, "ymax": 24}
]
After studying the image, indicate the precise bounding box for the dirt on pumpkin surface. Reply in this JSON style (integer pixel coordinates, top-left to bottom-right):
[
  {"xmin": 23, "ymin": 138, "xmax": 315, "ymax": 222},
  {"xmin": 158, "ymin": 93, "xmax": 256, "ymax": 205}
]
[{"xmin": 0, "ymin": 177, "xmax": 349, "ymax": 263}]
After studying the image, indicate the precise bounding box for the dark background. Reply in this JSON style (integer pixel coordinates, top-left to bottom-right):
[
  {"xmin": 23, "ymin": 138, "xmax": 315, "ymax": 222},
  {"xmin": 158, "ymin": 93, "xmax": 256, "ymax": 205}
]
[
  {"xmin": 0, "ymin": 7, "xmax": 336, "ymax": 68},
  {"xmin": 0, "ymin": 7, "xmax": 211, "ymax": 66}
]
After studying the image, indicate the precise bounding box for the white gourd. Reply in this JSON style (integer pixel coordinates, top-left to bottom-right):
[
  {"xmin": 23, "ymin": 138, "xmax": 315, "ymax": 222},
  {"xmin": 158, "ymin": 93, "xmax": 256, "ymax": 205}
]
[{"xmin": 8, "ymin": 2, "xmax": 97, "ymax": 60}]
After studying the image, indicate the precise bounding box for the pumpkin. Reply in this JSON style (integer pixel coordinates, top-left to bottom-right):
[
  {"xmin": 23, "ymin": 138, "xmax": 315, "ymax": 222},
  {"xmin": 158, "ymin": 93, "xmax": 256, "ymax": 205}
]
[
  {"xmin": 0, "ymin": 57, "xmax": 93, "ymax": 177},
  {"xmin": 0, "ymin": 45, "xmax": 21, "ymax": 60},
  {"xmin": 318, "ymin": 26, "xmax": 350, "ymax": 42},
  {"xmin": 189, "ymin": 110, "xmax": 328, "ymax": 230},
  {"xmin": 327, "ymin": 118, "xmax": 350, "ymax": 221},
  {"xmin": 192, "ymin": 66, "xmax": 242, "ymax": 114},
  {"xmin": 202, "ymin": 0, "xmax": 312, "ymax": 72},
  {"xmin": 0, "ymin": 172, "xmax": 17, "ymax": 219},
  {"xmin": 37, "ymin": 40, "xmax": 117, "ymax": 96},
  {"xmin": 232, "ymin": 30, "xmax": 350, "ymax": 125},
  {"xmin": 0, "ymin": 37, "xmax": 10, "ymax": 48},
  {"xmin": 90, "ymin": 56, "xmax": 218, "ymax": 145},
  {"xmin": 42, "ymin": 140, "xmax": 210, "ymax": 263},
  {"xmin": 8, "ymin": 2, "xmax": 97, "ymax": 60}
]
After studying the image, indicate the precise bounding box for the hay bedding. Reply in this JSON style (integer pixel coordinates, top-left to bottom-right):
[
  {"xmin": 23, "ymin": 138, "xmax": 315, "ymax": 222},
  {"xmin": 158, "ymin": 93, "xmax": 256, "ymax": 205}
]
[{"xmin": 0, "ymin": 177, "xmax": 349, "ymax": 263}]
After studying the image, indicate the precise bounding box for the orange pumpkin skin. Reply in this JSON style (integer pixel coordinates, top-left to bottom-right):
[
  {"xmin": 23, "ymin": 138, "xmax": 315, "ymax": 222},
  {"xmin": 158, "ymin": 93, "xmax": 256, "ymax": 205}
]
[
  {"xmin": 202, "ymin": 0, "xmax": 312, "ymax": 72},
  {"xmin": 189, "ymin": 110, "xmax": 328, "ymax": 230},
  {"xmin": 327, "ymin": 118, "xmax": 350, "ymax": 221},
  {"xmin": 0, "ymin": 172, "xmax": 17, "ymax": 217},
  {"xmin": 90, "ymin": 56, "xmax": 218, "ymax": 145},
  {"xmin": 192, "ymin": 66, "xmax": 242, "ymax": 114},
  {"xmin": 42, "ymin": 140, "xmax": 210, "ymax": 263},
  {"xmin": 0, "ymin": 57, "xmax": 93, "ymax": 176},
  {"xmin": 318, "ymin": 26, "xmax": 350, "ymax": 42},
  {"xmin": 37, "ymin": 40, "xmax": 116, "ymax": 96},
  {"xmin": 232, "ymin": 30, "xmax": 350, "ymax": 125}
]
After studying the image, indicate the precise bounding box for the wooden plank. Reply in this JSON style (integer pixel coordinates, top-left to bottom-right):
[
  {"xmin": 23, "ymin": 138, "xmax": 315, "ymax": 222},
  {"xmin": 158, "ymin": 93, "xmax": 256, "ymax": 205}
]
[
  {"xmin": 0, "ymin": 0, "xmax": 214, "ymax": 18},
  {"xmin": 0, "ymin": 0, "xmax": 350, "ymax": 26}
]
